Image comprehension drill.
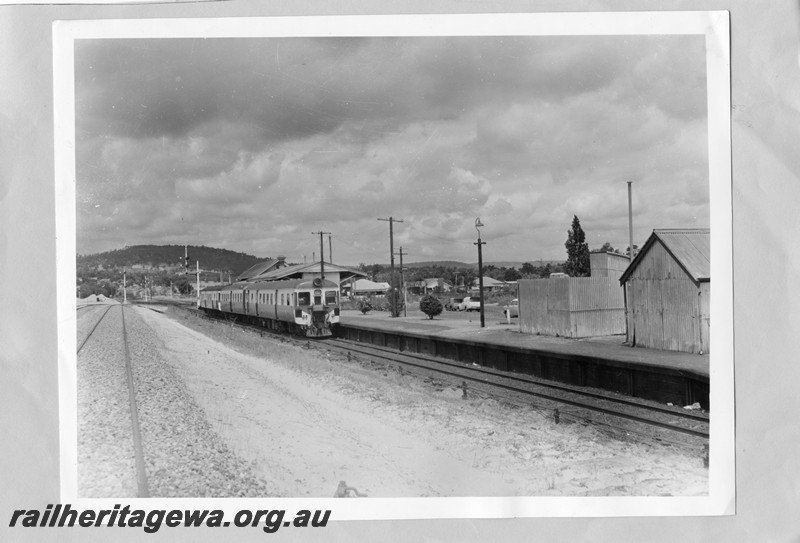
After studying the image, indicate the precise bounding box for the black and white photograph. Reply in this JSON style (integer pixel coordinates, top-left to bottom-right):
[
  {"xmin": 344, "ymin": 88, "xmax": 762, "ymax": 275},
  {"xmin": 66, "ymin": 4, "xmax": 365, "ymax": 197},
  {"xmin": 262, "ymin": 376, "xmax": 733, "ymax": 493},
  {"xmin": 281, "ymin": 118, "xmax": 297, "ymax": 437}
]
[
  {"xmin": 10, "ymin": 0, "xmax": 800, "ymax": 540},
  {"xmin": 54, "ymin": 12, "xmax": 734, "ymax": 519}
]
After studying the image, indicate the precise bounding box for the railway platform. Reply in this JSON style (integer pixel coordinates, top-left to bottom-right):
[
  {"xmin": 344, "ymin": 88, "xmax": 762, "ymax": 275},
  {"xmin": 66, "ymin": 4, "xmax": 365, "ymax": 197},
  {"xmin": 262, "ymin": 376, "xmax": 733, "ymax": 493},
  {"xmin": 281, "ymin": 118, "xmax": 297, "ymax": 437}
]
[{"xmin": 337, "ymin": 310, "xmax": 710, "ymax": 408}]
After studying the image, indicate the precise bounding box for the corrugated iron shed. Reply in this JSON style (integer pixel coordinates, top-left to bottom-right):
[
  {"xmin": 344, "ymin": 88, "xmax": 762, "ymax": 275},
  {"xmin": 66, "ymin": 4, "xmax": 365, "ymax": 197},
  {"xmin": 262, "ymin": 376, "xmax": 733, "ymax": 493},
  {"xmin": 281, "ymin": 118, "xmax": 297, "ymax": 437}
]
[{"xmin": 620, "ymin": 229, "xmax": 710, "ymax": 285}]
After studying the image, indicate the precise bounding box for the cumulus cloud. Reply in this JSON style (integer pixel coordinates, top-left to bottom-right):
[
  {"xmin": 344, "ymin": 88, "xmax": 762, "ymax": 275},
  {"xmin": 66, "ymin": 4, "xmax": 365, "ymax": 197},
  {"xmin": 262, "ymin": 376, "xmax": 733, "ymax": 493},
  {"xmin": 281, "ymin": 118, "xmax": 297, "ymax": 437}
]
[{"xmin": 76, "ymin": 33, "xmax": 710, "ymax": 262}]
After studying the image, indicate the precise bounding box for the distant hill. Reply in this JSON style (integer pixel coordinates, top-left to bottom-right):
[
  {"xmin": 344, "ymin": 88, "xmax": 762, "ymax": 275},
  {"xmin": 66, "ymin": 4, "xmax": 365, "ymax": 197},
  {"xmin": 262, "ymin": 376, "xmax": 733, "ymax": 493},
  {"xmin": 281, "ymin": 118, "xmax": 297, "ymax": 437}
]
[
  {"xmin": 77, "ymin": 245, "xmax": 266, "ymax": 275},
  {"xmin": 379, "ymin": 260, "xmax": 564, "ymax": 270},
  {"xmin": 484, "ymin": 261, "xmax": 564, "ymax": 269},
  {"xmin": 404, "ymin": 260, "xmax": 470, "ymax": 269}
]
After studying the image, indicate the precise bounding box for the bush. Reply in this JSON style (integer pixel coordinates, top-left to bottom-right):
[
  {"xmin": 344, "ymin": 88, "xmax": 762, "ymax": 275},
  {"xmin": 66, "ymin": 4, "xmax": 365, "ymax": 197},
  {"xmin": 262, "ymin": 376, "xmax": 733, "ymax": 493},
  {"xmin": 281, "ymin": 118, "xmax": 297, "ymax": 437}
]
[
  {"xmin": 357, "ymin": 299, "xmax": 373, "ymax": 314},
  {"xmin": 419, "ymin": 294, "xmax": 443, "ymax": 320}
]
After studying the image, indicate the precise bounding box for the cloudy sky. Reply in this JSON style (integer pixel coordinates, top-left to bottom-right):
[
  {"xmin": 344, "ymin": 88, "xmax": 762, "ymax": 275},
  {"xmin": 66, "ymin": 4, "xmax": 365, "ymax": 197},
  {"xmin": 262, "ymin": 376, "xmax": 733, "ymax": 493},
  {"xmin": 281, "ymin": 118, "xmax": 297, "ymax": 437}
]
[{"xmin": 75, "ymin": 32, "xmax": 709, "ymax": 265}]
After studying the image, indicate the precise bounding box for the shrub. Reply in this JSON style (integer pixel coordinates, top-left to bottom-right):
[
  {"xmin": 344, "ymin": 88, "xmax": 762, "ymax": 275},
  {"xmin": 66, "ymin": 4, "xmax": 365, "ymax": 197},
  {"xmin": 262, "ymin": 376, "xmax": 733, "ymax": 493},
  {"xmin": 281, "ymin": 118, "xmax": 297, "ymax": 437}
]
[
  {"xmin": 357, "ymin": 299, "xmax": 373, "ymax": 314},
  {"xmin": 419, "ymin": 294, "xmax": 443, "ymax": 320}
]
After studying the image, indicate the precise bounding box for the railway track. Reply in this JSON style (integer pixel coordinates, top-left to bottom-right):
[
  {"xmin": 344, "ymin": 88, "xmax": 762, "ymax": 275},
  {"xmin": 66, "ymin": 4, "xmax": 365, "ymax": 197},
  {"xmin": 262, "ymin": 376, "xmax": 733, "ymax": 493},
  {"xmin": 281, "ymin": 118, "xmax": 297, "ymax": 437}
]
[
  {"xmin": 77, "ymin": 303, "xmax": 150, "ymax": 497},
  {"xmin": 323, "ymin": 338, "xmax": 709, "ymax": 442},
  {"xmin": 188, "ymin": 307, "xmax": 709, "ymax": 446},
  {"xmin": 76, "ymin": 305, "xmax": 114, "ymax": 354}
]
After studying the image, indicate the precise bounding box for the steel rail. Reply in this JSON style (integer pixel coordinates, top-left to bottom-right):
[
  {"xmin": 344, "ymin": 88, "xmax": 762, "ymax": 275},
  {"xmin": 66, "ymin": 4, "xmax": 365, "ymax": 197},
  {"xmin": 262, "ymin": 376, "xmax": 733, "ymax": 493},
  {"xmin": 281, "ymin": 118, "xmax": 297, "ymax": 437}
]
[
  {"xmin": 330, "ymin": 338, "xmax": 709, "ymax": 424},
  {"xmin": 325, "ymin": 339, "xmax": 709, "ymax": 440},
  {"xmin": 187, "ymin": 306, "xmax": 708, "ymax": 439},
  {"xmin": 120, "ymin": 305, "xmax": 150, "ymax": 498},
  {"xmin": 76, "ymin": 305, "xmax": 114, "ymax": 354}
]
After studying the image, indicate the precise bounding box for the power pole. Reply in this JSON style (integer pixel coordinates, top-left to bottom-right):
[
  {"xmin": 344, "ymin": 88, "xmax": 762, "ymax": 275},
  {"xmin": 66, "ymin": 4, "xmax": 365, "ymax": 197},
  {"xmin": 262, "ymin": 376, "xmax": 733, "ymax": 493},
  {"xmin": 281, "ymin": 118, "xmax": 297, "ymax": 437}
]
[
  {"xmin": 123, "ymin": 267, "xmax": 127, "ymax": 304},
  {"xmin": 475, "ymin": 218, "xmax": 486, "ymax": 328},
  {"xmin": 328, "ymin": 234, "xmax": 333, "ymax": 264},
  {"xmin": 395, "ymin": 246, "xmax": 408, "ymax": 317},
  {"xmin": 627, "ymin": 181, "xmax": 635, "ymax": 346},
  {"xmin": 627, "ymin": 181, "xmax": 634, "ymax": 263},
  {"xmin": 196, "ymin": 261, "xmax": 200, "ymax": 307},
  {"xmin": 378, "ymin": 216, "xmax": 404, "ymax": 317},
  {"xmin": 312, "ymin": 231, "xmax": 331, "ymax": 281}
]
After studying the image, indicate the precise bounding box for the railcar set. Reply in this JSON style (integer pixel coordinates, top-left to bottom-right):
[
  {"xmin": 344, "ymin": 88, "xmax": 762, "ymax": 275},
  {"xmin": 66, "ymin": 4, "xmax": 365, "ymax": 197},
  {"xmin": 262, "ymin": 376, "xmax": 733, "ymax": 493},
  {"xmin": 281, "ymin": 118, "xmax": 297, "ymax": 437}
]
[{"xmin": 199, "ymin": 277, "xmax": 340, "ymax": 337}]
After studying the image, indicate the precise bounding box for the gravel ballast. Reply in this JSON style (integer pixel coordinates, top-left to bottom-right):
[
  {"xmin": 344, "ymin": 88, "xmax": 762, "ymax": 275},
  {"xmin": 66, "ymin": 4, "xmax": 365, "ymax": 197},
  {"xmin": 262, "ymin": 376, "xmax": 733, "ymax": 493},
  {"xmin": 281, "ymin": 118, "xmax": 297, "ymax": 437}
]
[
  {"xmin": 76, "ymin": 302, "xmax": 708, "ymax": 498},
  {"xmin": 77, "ymin": 304, "xmax": 272, "ymax": 498}
]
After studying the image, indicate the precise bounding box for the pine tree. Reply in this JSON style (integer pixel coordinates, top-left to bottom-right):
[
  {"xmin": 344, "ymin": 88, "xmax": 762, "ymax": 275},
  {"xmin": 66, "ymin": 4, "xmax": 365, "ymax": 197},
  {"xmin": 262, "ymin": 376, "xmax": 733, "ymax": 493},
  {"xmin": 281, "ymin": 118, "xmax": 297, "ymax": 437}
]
[{"xmin": 564, "ymin": 215, "xmax": 590, "ymax": 277}]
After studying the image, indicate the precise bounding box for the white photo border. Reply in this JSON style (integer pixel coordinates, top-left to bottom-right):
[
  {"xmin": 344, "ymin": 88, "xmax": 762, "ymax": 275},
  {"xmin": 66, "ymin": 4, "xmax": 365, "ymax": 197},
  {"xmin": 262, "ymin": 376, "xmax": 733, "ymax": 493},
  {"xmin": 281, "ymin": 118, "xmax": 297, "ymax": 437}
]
[{"xmin": 54, "ymin": 11, "xmax": 734, "ymax": 519}]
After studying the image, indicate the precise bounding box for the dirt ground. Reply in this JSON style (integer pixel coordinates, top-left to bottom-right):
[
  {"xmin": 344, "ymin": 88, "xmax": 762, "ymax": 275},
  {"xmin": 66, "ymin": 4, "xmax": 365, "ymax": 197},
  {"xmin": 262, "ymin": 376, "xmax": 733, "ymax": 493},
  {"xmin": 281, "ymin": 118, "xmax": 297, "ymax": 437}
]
[{"xmin": 135, "ymin": 305, "xmax": 708, "ymax": 498}]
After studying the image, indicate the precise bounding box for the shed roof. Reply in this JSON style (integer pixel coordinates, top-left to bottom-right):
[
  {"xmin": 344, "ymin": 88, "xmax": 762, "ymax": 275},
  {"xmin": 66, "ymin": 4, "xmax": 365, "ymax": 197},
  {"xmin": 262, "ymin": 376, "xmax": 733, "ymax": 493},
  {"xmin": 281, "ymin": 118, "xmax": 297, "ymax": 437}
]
[
  {"xmin": 620, "ymin": 228, "xmax": 710, "ymax": 284},
  {"xmin": 236, "ymin": 258, "xmax": 285, "ymax": 281},
  {"xmin": 350, "ymin": 278, "xmax": 391, "ymax": 292},
  {"xmin": 254, "ymin": 261, "xmax": 367, "ymax": 284}
]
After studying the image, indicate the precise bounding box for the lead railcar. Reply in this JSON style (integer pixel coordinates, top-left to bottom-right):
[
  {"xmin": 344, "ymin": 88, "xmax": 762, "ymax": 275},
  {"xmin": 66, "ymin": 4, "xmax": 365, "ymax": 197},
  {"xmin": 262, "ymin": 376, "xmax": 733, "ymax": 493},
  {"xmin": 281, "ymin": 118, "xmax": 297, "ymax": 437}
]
[{"xmin": 199, "ymin": 277, "xmax": 340, "ymax": 337}]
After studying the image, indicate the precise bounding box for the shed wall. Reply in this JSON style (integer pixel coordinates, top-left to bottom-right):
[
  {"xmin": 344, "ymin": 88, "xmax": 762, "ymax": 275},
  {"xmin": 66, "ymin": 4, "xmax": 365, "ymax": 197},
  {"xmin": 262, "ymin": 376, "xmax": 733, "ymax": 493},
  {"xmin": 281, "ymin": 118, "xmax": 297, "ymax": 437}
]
[
  {"xmin": 590, "ymin": 252, "xmax": 631, "ymax": 279},
  {"xmin": 625, "ymin": 240, "xmax": 710, "ymax": 353},
  {"xmin": 519, "ymin": 277, "xmax": 625, "ymax": 338}
]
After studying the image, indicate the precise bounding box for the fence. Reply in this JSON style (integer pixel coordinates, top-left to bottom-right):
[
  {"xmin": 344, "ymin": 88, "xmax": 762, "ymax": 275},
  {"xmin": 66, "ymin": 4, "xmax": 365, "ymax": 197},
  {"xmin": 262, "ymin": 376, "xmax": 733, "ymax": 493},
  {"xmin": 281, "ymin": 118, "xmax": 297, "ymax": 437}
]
[{"xmin": 518, "ymin": 277, "xmax": 625, "ymax": 338}]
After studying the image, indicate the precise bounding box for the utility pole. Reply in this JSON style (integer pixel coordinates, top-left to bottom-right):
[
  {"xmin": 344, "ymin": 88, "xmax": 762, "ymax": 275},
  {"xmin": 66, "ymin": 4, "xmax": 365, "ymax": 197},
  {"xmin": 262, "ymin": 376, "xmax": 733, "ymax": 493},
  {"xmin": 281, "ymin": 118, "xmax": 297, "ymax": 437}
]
[
  {"xmin": 328, "ymin": 234, "xmax": 333, "ymax": 264},
  {"xmin": 312, "ymin": 231, "xmax": 331, "ymax": 281},
  {"xmin": 475, "ymin": 218, "xmax": 486, "ymax": 328},
  {"xmin": 627, "ymin": 181, "xmax": 635, "ymax": 346},
  {"xmin": 395, "ymin": 246, "xmax": 408, "ymax": 317},
  {"xmin": 627, "ymin": 181, "xmax": 634, "ymax": 263},
  {"xmin": 378, "ymin": 216, "xmax": 404, "ymax": 317},
  {"xmin": 196, "ymin": 261, "xmax": 200, "ymax": 307},
  {"xmin": 123, "ymin": 267, "xmax": 127, "ymax": 304}
]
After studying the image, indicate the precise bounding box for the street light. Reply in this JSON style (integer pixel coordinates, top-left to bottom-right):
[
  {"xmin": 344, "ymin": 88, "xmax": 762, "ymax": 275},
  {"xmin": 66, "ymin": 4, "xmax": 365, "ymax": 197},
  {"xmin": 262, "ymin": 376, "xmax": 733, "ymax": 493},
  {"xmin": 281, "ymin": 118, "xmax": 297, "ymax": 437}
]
[{"xmin": 474, "ymin": 218, "xmax": 486, "ymax": 328}]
